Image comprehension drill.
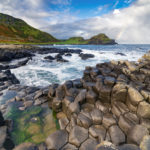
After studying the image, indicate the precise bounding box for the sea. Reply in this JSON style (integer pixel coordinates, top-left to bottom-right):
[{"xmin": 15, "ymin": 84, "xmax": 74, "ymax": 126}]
[{"xmin": 11, "ymin": 44, "xmax": 150, "ymax": 87}]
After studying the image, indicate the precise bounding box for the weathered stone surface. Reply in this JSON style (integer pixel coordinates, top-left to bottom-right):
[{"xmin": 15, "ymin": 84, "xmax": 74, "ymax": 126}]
[
  {"xmin": 89, "ymin": 125, "xmax": 106, "ymax": 142},
  {"xmin": 68, "ymin": 102, "xmax": 80, "ymax": 114},
  {"xmin": 140, "ymin": 118, "xmax": 150, "ymax": 131},
  {"xmin": 48, "ymin": 84, "xmax": 58, "ymax": 97},
  {"xmin": 59, "ymin": 117, "xmax": 69, "ymax": 130},
  {"xmin": 90, "ymin": 108, "xmax": 103, "ymax": 124},
  {"xmin": 127, "ymin": 125, "xmax": 149, "ymax": 145},
  {"xmin": 52, "ymin": 97, "xmax": 62, "ymax": 112},
  {"xmin": 77, "ymin": 113, "xmax": 92, "ymax": 129},
  {"xmin": 137, "ymin": 101, "xmax": 150, "ymax": 119},
  {"xmin": 96, "ymin": 101, "xmax": 110, "ymax": 113},
  {"xmin": 109, "ymin": 125, "xmax": 125, "ymax": 145},
  {"xmin": 111, "ymin": 83, "xmax": 127, "ymax": 103},
  {"xmin": 103, "ymin": 113, "xmax": 116, "ymax": 129},
  {"xmin": 118, "ymin": 115, "xmax": 134, "ymax": 135},
  {"xmin": 118, "ymin": 144, "xmax": 140, "ymax": 150},
  {"xmin": 34, "ymin": 90, "xmax": 43, "ymax": 99},
  {"xmin": 86, "ymin": 90, "xmax": 97, "ymax": 104},
  {"xmin": 75, "ymin": 89, "xmax": 87, "ymax": 104},
  {"xmin": 69, "ymin": 126, "xmax": 88, "ymax": 147},
  {"xmin": 46, "ymin": 130, "xmax": 68, "ymax": 150},
  {"xmin": 24, "ymin": 100, "xmax": 33, "ymax": 108},
  {"xmin": 96, "ymin": 141, "xmax": 118, "ymax": 150},
  {"xmin": 79, "ymin": 138, "xmax": 98, "ymax": 150},
  {"xmin": 140, "ymin": 135, "xmax": 150, "ymax": 150},
  {"xmin": 127, "ymin": 87, "xmax": 144, "ymax": 106},
  {"xmin": 0, "ymin": 126, "xmax": 7, "ymax": 148},
  {"xmin": 104, "ymin": 76, "xmax": 115, "ymax": 87},
  {"xmin": 13, "ymin": 143, "xmax": 38, "ymax": 150},
  {"xmin": 61, "ymin": 143, "xmax": 78, "ymax": 150}
]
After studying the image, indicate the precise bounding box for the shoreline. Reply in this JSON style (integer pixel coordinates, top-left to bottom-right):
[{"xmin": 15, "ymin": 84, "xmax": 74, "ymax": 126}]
[{"xmin": 0, "ymin": 46, "xmax": 150, "ymax": 149}]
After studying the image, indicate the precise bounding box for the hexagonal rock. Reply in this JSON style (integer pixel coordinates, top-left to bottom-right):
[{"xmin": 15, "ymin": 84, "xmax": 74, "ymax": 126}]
[
  {"xmin": 75, "ymin": 89, "xmax": 87, "ymax": 104},
  {"xmin": 137, "ymin": 101, "xmax": 150, "ymax": 119},
  {"xmin": 118, "ymin": 144, "xmax": 140, "ymax": 150},
  {"xmin": 46, "ymin": 130, "xmax": 68, "ymax": 150},
  {"xmin": 79, "ymin": 138, "xmax": 98, "ymax": 150},
  {"xmin": 86, "ymin": 90, "xmax": 97, "ymax": 104},
  {"xmin": 90, "ymin": 108, "xmax": 103, "ymax": 124},
  {"xmin": 111, "ymin": 83, "xmax": 127, "ymax": 103},
  {"xmin": 102, "ymin": 113, "xmax": 116, "ymax": 129},
  {"xmin": 104, "ymin": 76, "xmax": 116, "ymax": 87},
  {"xmin": 69, "ymin": 125, "xmax": 88, "ymax": 147},
  {"xmin": 77, "ymin": 113, "xmax": 92, "ymax": 129},
  {"xmin": 13, "ymin": 143, "xmax": 38, "ymax": 150},
  {"xmin": 96, "ymin": 101, "xmax": 110, "ymax": 113},
  {"xmin": 140, "ymin": 118, "xmax": 150, "ymax": 131},
  {"xmin": 89, "ymin": 125, "xmax": 106, "ymax": 142},
  {"xmin": 127, "ymin": 87, "xmax": 144, "ymax": 106},
  {"xmin": 59, "ymin": 117, "xmax": 69, "ymax": 130},
  {"xmin": 68, "ymin": 102, "xmax": 80, "ymax": 114},
  {"xmin": 109, "ymin": 125, "xmax": 125, "ymax": 145},
  {"xmin": 127, "ymin": 125, "xmax": 149, "ymax": 145},
  {"xmin": 140, "ymin": 135, "xmax": 150, "ymax": 150}
]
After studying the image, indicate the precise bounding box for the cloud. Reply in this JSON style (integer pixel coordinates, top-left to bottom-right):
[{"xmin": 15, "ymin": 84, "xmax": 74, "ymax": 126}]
[
  {"xmin": 42, "ymin": 0, "xmax": 150, "ymax": 44},
  {"xmin": 0, "ymin": 0, "xmax": 150, "ymax": 43}
]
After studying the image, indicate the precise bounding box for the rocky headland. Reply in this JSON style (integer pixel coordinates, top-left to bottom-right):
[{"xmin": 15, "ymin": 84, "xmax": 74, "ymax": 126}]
[{"xmin": 0, "ymin": 46, "xmax": 150, "ymax": 150}]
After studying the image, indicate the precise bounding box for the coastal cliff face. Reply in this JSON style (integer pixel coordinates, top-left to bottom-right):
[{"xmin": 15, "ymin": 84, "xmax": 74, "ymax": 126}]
[{"xmin": 46, "ymin": 51, "xmax": 150, "ymax": 149}]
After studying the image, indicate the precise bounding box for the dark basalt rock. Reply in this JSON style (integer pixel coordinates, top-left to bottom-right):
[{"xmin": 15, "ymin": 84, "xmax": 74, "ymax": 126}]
[
  {"xmin": 44, "ymin": 55, "xmax": 55, "ymax": 61},
  {"xmin": 115, "ymin": 52, "xmax": 126, "ymax": 56},
  {"xmin": 79, "ymin": 53, "xmax": 95, "ymax": 60}
]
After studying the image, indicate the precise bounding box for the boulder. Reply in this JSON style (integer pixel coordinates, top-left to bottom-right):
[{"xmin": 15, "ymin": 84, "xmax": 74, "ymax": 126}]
[
  {"xmin": 127, "ymin": 125, "xmax": 149, "ymax": 145},
  {"xmin": 137, "ymin": 101, "xmax": 150, "ymax": 119},
  {"xmin": 52, "ymin": 97, "xmax": 62, "ymax": 112},
  {"xmin": 79, "ymin": 53, "xmax": 95, "ymax": 60},
  {"xmin": 80, "ymin": 138, "xmax": 98, "ymax": 150},
  {"xmin": 75, "ymin": 89, "xmax": 87, "ymax": 104},
  {"xmin": 109, "ymin": 125, "xmax": 125, "ymax": 145},
  {"xmin": 59, "ymin": 117, "xmax": 69, "ymax": 130},
  {"xmin": 69, "ymin": 125, "xmax": 88, "ymax": 147},
  {"xmin": 61, "ymin": 143, "xmax": 77, "ymax": 150},
  {"xmin": 96, "ymin": 101, "xmax": 110, "ymax": 113},
  {"xmin": 68, "ymin": 102, "xmax": 80, "ymax": 114},
  {"xmin": 96, "ymin": 141, "xmax": 118, "ymax": 150},
  {"xmin": 46, "ymin": 130, "xmax": 68, "ymax": 150},
  {"xmin": 104, "ymin": 76, "xmax": 116, "ymax": 87}
]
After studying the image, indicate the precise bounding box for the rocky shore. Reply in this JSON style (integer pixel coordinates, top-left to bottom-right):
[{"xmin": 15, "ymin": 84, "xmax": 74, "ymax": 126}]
[{"xmin": 0, "ymin": 46, "xmax": 150, "ymax": 150}]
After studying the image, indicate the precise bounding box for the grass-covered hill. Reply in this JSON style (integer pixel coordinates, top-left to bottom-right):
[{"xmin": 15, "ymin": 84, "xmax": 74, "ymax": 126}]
[
  {"xmin": 0, "ymin": 13, "xmax": 58, "ymax": 43},
  {"xmin": 56, "ymin": 34, "xmax": 117, "ymax": 45}
]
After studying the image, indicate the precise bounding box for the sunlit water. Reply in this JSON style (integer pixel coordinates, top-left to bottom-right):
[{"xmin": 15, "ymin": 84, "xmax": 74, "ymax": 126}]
[{"xmin": 11, "ymin": 44, "xmax": 150, "ymax": 87}]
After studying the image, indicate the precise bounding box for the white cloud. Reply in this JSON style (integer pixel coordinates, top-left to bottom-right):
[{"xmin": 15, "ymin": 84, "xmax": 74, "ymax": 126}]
[
  {"xmin": 42, "ymin": 0, "xmax": 150, "ymax": 44},
  {"xmin": 0, "ymin": 0, "xmax": 150, "ymax": 43}
]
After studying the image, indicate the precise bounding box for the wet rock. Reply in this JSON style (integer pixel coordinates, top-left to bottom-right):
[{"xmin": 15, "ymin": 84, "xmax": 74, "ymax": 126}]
[
  {"xmin": 140, "ymin": 135, "xmax": 150, "ymax": 150},
  {"xmin": 127, "ymin": 125, "xmax": 149, "ymax": 145},
  {"xmin": 46, "ymin": 130, "xmax": 68, "ymax": 150},
  {"xmin": 65, "ymin": 53, "xmax": 72, "ymax": 56},
  {"xmin": 102, "ymin": 113, "xmax": 116, "ymax": 129},
  {"xmin": 48, "ymin": 84, "xmax": 59, "ymax": 98},
  {"xmin": 44, "ymin": 55, "xmax": 55, "ymax": 61},
  {"xmin": 73, "ymin": 79, "xmax": 83, "ymax": 88},
  {"xmin": 115, "ymin": 52, "xmax": 126, "ymax": 56},
  {"xmin": 13, "ymin": 142, "xmax": 38, "ymax": 150},
  {"xmin": 80, "ymin": 138, "xmax": 98, "ymax": 150},
  {"xmin": 89, "ymin": 125, "xmax": 106, "ymax": 142},
  {"xmin": 118, "ymin": 144, "xmax": 140, "ymax": 150},
  {"xmin": 104, "ymin": 76, "xmax": 116, "ymax": 87},
  {"xmin": 69, "ymin": 125, "xmax": 88, "ymax": 147},
  {"xmin": 79, "ymin": 53, "xmax": 95, "ymax": 60},
  {"xmin": 90, "ymin": 108, "xmax": 103, "ymax": 124},
  {"xmin": 109, "ymin": 125, "xmax": 125, "ymax": 145},
  {"xmin": 0, "ymin": 112, "xmax": 5, "ymax": 126},
  {"xmin": 127, "ymin": 87, "xmax": 144, "ymax": 106},
  {"xmin": 137, "ymin": 101, "xmax": 150, "ymax": 119}
]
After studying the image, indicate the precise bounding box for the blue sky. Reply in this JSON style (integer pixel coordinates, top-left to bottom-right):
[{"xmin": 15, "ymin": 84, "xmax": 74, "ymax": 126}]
[{"xmin": 0, "ymin": 0, "xmax": 150, "ymax": 43}]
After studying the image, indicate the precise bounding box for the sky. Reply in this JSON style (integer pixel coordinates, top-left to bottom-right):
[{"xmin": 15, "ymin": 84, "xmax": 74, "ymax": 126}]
[{"xmin": 0, "ymin": 0, "xmax": 150, "ymax": 44}]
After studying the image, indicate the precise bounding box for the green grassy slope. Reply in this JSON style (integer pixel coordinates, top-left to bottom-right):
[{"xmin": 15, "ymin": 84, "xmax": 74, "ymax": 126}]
[{"xmin": 0, "ymin": 13, "xmax": 58, "ymax": 43}]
